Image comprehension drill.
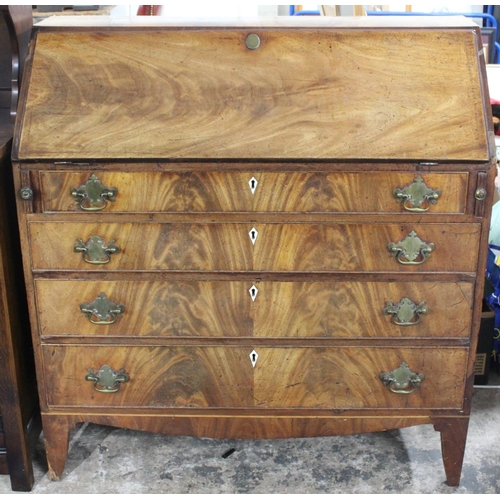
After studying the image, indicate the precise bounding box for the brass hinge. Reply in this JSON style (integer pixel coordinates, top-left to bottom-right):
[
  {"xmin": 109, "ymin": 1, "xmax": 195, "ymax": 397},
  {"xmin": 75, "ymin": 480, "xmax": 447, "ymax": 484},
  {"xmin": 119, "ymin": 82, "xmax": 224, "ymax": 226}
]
[{"xmin": 54, "ymin": 161, "xmax": 91, "ymax": 166}]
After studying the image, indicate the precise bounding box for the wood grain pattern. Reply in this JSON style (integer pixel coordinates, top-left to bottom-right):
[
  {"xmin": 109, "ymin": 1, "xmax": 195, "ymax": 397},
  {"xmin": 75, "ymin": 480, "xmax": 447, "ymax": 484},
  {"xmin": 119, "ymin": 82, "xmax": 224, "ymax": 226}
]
[
  {"xmin": 36, "ymin": 280, "xmax": 253, "ymax": 338},
  {"xmin": 39, "ymin": 171, "xmax": 468, "ymax": 214},
  {"xmin": 18, "ymin": 30, "xmax": 488, "ymax": 161},
  {"xmin": 41, "ymin": 345, "xmax": 468, "ymax": 409},
  {"xmin": 432, "ymin": 417, "xmax": 469, "ymax": 487},
  {"xmin": 254, "ymin": 281, "xmax": 473, "ymax": 339},
  {"xmin": 34, "ymin": 279, "xmax": 473, "ymax": 339},
  {"xmin": 12, "ymin": 20, "xmax": 495, "ymax": 486},
  {"xmin": 40, "ymin": 414, "xmax": 70, "ymax": 482},
  {"xmin": 28, "ymin": 222, "xmax": 481, "ymax": 272}
]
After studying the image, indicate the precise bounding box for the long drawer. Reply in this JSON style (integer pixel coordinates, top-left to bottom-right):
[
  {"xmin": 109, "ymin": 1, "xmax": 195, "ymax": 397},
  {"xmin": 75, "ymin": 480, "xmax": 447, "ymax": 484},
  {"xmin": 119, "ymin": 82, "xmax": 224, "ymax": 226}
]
[
  {"xmin": 35, "ymin": 280, "xmax": 473, "ymax": 339},
  {"xmin": 29, "ymin": 222, "xmax": 480, "ymax": 272},
  {"xmin": 42, "ymin": 345, "xmax": 468, "ymax": 410},
  {"xmin": 39, "ymin": 171, "xmax": 467, "ymax": 214}
]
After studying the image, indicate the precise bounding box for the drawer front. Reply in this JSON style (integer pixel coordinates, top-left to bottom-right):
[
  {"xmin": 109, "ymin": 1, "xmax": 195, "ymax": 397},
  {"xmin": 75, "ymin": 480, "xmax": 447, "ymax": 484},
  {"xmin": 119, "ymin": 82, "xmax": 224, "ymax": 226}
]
[
  {"xmin": 36, "ymin": 280, "xmax": 473, "ymax": 339},
  {"xmin": 43, "ymin": 345, "xmax": 467, "ymax": 410},
  {"xmin": 40, "ymin": 171, "xmax": 467, "ymax": 214},
  {"xmin": 29, "ymin": 222, "xmax": 480, "ymax": 272}
]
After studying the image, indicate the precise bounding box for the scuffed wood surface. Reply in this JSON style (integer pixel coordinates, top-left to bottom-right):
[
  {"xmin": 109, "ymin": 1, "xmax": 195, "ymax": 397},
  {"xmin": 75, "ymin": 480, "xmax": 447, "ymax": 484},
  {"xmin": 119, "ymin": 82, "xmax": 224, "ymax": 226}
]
[
  {"xmin": 29, "ymin": 222, "xmax": 481, "ymax": 272},
  {"xmin": 42, "ymin": 345, "xmax": 467, "ymax": 409},
  {"xmin": 39, "ymin": 171, "xmax": 468, "ymax": 214},
  {"xmin": 35, "ymin": 279, "xmax": 473, "ymax": 339},
  {"xmin": 18, "ymin": 30, "xmax": 488, "ymax": 160}
]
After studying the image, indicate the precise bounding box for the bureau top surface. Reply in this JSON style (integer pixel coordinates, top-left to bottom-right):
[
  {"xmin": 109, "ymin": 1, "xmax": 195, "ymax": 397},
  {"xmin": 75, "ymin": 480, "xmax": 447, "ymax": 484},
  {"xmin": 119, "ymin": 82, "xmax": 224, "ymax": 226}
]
[{"xmin": 15, "ymin": 17, "xmax": 491, "ymax": 162}]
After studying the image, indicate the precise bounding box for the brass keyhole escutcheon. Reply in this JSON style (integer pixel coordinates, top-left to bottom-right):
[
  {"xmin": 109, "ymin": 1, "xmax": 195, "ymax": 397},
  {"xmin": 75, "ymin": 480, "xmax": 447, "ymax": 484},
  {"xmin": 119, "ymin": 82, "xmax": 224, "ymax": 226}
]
[
  {"xmin": 249, "ymin": 227, "xmax": 258, "ymax": 245},
  {"xmin": 249, "ymin": 285, "xmax": 259, "ymax": 302},
  {"xmin": 246, "ymin": 34, "xmax": 261, "ymax": 50},
  {"xmin": 249, "ymin": 177, "xmax": 258, "ymax": 194},
  {"xmin": 250, "ymin": 350, "xmax": 258, "ymax": 367}
]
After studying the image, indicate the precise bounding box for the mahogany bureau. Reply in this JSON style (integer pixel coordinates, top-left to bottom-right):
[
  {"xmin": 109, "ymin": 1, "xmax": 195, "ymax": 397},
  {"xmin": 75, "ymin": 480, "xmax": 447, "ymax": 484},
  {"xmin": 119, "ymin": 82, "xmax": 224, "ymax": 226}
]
[{"xmin": 11, "ymin": 16, "xmax": 496, "ymax": 485}]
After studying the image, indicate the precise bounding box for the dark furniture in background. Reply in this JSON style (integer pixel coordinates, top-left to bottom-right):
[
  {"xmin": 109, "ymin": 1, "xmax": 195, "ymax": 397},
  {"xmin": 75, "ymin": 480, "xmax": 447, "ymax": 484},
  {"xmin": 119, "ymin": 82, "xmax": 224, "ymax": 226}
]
[{"xmin": 0, "ymin": 5, "xmax": 41, "ymax": 492}]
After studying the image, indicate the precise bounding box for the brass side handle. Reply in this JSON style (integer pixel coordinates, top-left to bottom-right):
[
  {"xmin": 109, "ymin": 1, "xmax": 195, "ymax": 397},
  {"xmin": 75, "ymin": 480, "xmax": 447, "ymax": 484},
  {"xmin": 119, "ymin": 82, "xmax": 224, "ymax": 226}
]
[
  {"xmin": 19, "ymin": 187, "xmax": 33, "ymax": 200},
  {"xmin": 380, "ymin": 362, "xmax": 424, "ymax": 394},
  {"xmin": 85, "ymin": 365, "xmax": 129, "ymax": 393},
  {"xmin": 383, "ymin": 298, "xmax": 428, "ymax": 326},
  {"xmin": 475, "ymin": 188, "xmax": 487, "ymax": 201},
  {"xmin": 388, "ymin": 230, "xmax": 434, "ymax": 265},
  {"xmin": 393, "ymin": 176, "xmax": 441, "ymax": 212},
  {"xmin": 71, "ymin": 174, "xmax": 118, "ymax": 211},
  {"xmin": 80, "ymin": 292, "xmax": 125, "ymax": 325},
  {"xmin": 74, "ymin": 235, "xmax": 120, "ymax": 265}
]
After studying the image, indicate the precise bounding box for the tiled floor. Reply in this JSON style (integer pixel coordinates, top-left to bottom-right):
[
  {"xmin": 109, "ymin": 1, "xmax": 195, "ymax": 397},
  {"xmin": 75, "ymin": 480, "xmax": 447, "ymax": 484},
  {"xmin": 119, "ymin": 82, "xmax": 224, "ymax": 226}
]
[{"xmin": 2, "ymin": 379, "xmax": 500, "ymax": 494}]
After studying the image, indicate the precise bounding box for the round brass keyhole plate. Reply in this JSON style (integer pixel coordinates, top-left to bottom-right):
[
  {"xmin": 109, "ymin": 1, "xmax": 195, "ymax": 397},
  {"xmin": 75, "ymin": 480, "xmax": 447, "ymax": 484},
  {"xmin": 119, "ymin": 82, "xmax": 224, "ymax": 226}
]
[{"xmin": 246, "ymin": 33, "xmax": 261, "ymax": 50}]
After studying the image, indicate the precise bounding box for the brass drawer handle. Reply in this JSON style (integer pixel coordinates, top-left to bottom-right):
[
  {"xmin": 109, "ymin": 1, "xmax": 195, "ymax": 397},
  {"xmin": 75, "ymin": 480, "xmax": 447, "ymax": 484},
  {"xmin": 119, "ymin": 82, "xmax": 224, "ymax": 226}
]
[
  {"xmin": 74, "ymin": 235, "xmax": 120, "ymax": 265},
  {"xmin": 85, "ymin": 365, "xmax": 129, "ymax": 393},
  {"xmin": 383, "ymin": 298, "xmax": 428, "ymax": 326},
  {"xmin": 388, "ymin": 230, "xmax": 434, "ymax": 265},
  {"xmin": 80, "ymin": 292, "xmax": 125, "ymax": 325},
  {"xmin": 71, "ymin": 174, "xmax": 118, "ymax": 211},
  {"xmin": 380, "ymin": 362, "xmax": 424, "ymax": 394},
  {"xmin": 393, "ymin": 176, "xmax": 441, "ymax": 212}
]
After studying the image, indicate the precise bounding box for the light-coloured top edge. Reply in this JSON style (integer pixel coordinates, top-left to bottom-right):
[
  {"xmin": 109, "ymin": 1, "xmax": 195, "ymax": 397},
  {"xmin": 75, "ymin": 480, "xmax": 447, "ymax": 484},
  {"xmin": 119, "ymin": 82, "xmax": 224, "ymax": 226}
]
[{"xmin": 35, "ymin": 14, "xmax": 478, "ymax": 29}]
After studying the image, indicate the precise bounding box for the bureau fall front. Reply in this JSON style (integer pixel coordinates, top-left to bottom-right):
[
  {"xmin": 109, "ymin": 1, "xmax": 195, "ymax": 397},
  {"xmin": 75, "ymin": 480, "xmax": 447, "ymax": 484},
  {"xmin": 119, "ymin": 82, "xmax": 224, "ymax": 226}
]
[{"xmin": 12, "ymin": 16, "xmax": 495, "ymax": 485}]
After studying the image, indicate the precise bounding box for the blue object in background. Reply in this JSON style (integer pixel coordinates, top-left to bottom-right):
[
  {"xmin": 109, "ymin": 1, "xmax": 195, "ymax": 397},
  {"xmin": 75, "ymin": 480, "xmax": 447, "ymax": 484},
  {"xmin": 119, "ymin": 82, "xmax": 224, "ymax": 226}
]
[
  {"xmin": 288, "ymin": 6, "xmax": 500, "ymax": 63},
  {"xmin": 485, "ymin": 245, "xmax": 500, "ymax": 372}
]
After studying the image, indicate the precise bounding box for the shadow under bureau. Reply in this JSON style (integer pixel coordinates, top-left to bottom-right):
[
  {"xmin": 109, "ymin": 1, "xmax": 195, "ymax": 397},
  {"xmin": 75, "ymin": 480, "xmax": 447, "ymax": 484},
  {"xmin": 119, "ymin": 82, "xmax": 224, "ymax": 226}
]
[{"xmin": 11, "ymin": 16, "xmax": 496, "ymax": 485}]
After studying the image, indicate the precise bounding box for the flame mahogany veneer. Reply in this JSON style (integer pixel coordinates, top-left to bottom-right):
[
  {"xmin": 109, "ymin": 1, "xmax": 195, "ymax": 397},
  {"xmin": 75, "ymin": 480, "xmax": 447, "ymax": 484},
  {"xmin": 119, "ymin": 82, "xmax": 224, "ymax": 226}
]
[{"xmin": 12, "ymin": 16, "xmax": 496, "ymax": 486}]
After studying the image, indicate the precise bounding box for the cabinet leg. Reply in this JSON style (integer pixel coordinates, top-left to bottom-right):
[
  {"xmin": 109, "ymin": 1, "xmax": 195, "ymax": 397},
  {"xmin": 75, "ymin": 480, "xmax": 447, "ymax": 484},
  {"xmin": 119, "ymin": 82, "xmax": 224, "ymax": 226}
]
[
  {"xmin": 41, "ymin": 415, "xmax": 71, "ymax": 481},
  {"xmin": 432, "ymin": 418, "xmax": 469, "ymax": 487}
]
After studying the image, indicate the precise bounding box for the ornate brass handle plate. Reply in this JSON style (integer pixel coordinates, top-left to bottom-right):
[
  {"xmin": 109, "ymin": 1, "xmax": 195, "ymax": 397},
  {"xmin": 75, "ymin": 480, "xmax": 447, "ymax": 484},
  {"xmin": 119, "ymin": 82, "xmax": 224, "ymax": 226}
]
[
  {"xmin": 380, "ymin": 362, "xmax": 424, "ymax": 394},
  {"xmin": 80, "ymin": 292, "xmax": 125, "ymax": 325},
  {"xmin": 393, "ymin": 176, "xmax": 441, "ymax": 212},
  {"xmin": 85, "ymin": 365, "xmax": 129, "ymax": 393},
  {"xmin": 71, "ymin": 174, "xmax": 118, "ymax": 211},
  {"xmin": 384, "ymin": 298, "xmax": 428, "ymax": 326},
  {"xmin": 74, "ymin": 235, "xmax": 120, "ymax": 265},
  {"xmin": 388, "ymin": 230, "xmax": 435, "ymax": 265}
]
